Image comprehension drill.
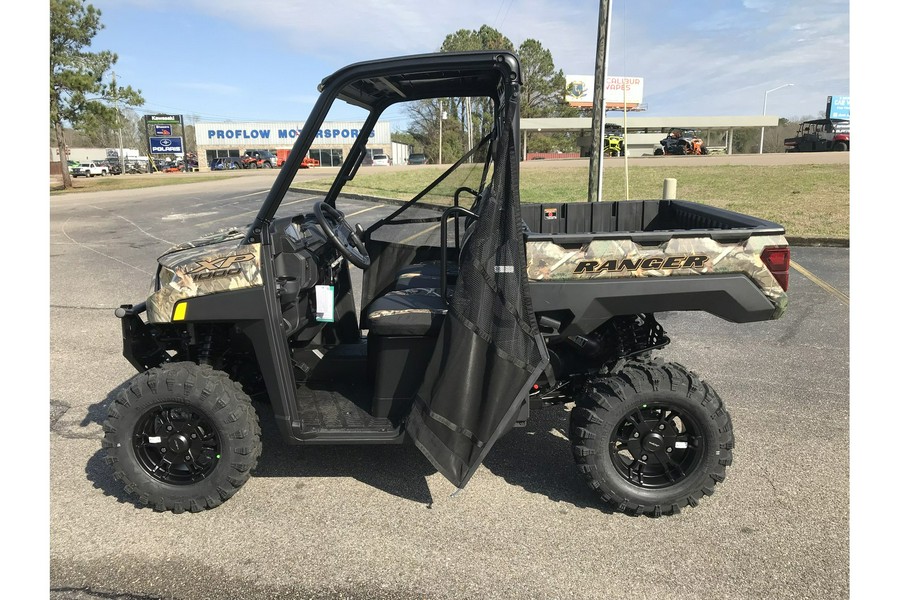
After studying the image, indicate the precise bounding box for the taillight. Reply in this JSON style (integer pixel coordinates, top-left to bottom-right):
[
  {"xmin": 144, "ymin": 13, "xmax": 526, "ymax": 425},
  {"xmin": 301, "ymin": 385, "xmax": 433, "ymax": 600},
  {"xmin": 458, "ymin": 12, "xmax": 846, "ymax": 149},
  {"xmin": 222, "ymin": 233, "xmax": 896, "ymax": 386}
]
[{"xmin": 761, "ymin": 246, "xmax": 790, "ymax": 291}]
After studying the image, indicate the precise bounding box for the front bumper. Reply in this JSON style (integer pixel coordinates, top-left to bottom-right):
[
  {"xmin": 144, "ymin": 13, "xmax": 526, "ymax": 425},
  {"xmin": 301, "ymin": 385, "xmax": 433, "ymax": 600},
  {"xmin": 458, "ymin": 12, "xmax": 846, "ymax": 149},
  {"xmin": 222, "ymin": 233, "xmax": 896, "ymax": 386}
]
[{"xmin": 116, "ymin": 302, "xmax": 170, "ymax": 372}]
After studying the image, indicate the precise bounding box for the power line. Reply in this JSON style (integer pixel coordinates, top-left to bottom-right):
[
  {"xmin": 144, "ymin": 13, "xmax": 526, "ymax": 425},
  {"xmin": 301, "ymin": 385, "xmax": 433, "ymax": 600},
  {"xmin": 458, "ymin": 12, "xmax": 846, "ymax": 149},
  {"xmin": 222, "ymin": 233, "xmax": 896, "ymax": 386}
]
[{"xmin": 497, "ymin": 0, "xmax": 516, "ymax": 31}]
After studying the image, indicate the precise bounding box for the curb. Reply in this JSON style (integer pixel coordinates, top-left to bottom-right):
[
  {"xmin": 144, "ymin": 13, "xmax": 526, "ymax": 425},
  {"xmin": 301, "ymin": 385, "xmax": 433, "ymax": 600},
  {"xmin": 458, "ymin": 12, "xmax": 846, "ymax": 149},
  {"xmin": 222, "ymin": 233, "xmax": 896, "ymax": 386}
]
[{"xmin": 290, "ymin": 187, "xmax": 849, "ymax": 248}]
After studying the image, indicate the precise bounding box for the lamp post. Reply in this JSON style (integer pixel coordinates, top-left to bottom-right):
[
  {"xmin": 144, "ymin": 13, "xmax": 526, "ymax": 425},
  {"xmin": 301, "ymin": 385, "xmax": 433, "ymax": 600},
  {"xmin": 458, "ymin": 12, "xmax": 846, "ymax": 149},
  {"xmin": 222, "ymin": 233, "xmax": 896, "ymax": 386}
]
[{"xmin": 759, "ymin": 83, "xmax": 793, "ymax": 154}]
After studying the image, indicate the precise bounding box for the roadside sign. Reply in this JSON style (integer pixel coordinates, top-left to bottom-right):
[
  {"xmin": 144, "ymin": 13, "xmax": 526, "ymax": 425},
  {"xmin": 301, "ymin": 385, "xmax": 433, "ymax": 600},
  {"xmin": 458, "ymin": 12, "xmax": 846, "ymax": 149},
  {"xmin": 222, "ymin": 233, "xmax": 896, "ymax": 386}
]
[
  {"xmin": 827, "ymin": 96, "xmax": 850, "ymax": 120},
  {"xmin": 155, "ymin": 125, "xmax": 172, "ymax": 136},
  {"xmin": 147, "ymin": 114, "xmax": 180, "ymax": 124},
  {"xmin": 150, "ymin": 136, "xmax": 183, "ymax": 154}
]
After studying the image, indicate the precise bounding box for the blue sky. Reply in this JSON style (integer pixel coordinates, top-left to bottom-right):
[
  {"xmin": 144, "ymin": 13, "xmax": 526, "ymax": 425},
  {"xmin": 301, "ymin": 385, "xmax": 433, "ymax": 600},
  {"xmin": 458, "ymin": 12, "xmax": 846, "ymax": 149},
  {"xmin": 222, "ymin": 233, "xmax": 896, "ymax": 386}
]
[{"xmin": 77, "ymin": 0, "xmax": 850, "ymax": 129}]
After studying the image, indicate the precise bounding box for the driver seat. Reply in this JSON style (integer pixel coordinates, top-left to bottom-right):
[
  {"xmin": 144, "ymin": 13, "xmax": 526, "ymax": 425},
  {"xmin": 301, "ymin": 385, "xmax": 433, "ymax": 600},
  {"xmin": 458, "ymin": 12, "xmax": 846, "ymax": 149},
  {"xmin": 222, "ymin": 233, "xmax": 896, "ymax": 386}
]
[
  {"xmin": 365, "ymin": 288, "xmax": 447, "ymax": 337},
  {"xmin": 365, "ymin": 287, "xmax": 448, "ymax": 420}
]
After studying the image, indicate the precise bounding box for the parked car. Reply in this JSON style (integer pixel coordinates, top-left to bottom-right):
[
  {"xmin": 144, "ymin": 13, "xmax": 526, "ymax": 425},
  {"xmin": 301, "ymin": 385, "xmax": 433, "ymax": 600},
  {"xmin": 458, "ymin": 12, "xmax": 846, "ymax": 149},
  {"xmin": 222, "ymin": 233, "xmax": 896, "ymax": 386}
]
[
  {"xmin": 407, "ymin": 153, "xmax": 428, "ymax": 165},
  {"xmin": 372, "ymin": 153, "xmax": 391, "ymax": 166},
  {"xmin": 71, "ymin": 161, "xmax": 110, "ymax": 177}
]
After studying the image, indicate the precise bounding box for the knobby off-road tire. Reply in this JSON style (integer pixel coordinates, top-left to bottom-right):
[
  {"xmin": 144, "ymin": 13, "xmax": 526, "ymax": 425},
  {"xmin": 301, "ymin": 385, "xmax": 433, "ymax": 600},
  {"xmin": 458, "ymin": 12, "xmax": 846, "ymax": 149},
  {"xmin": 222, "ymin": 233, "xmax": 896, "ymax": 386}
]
[
  {"xmin": 102, "ymin": 362, "xmax": 261, "ymax": 513},
  {"xmin": 570, "ymin": 360, "xmax": 733, "ymax": 516}
]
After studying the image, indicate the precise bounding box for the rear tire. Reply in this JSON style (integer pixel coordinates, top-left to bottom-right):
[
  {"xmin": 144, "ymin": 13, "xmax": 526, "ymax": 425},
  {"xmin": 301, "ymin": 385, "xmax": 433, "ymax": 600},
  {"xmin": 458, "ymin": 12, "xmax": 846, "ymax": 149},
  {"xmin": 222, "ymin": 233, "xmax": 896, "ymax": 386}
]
[
  {"xmin": 102, "ymin": 362, "xmax": 261, "ymax": 513},
  {"xmin": 834, "ymin": 142, "xmax": 848, "ymax": 152},
  {"xmin": 570, "ymin": 360, "xmax": 733, "ymax": 516}
]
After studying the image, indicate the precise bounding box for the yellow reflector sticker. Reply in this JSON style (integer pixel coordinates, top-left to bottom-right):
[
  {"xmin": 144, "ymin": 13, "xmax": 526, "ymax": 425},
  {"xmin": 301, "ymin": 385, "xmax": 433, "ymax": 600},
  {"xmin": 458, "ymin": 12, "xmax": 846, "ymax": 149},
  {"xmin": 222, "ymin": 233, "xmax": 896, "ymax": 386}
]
[{"xmin": 172, "ymin": 302, "xmax": 187, "ymax": 321}]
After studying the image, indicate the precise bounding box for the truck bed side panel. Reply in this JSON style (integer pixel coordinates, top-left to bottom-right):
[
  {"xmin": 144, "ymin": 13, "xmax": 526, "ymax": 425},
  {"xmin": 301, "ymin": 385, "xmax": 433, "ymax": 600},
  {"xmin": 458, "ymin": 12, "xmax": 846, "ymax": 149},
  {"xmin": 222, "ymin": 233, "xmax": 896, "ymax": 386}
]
[{"xmin": 521, "ymin": 200, "xmax": 788, "ymax": 329}]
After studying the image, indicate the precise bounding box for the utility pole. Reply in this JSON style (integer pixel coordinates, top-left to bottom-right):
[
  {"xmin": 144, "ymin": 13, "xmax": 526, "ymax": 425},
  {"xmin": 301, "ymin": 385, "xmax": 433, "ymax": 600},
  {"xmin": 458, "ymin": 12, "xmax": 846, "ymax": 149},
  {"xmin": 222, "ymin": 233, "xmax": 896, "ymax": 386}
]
[
  {"xmin": 112, "ymin": 71, "xmax": 125, "ymax": 172},
  {"xmin": 438, "ymin": 99, "xmax": 445, "ymax": 165},
  {"xmin": 466, "ymin": 96, "xmax": 474, "ymax": 162},
  {"xmin": 588, "ymin": 0, "xmax": 613, "ymax": 202}
]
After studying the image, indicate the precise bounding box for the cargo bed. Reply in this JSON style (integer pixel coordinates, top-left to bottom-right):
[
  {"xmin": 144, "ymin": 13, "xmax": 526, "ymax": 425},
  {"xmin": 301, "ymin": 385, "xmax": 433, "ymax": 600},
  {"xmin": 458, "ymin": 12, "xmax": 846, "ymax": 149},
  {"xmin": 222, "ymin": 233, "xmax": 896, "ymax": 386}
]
[
  {"xmin": 521, "ymin": 199, "xmax": 785, "ymax": 241},
  {"xmin": 522, "ymin": 200, "xmax": 789, "ymax": 335}
]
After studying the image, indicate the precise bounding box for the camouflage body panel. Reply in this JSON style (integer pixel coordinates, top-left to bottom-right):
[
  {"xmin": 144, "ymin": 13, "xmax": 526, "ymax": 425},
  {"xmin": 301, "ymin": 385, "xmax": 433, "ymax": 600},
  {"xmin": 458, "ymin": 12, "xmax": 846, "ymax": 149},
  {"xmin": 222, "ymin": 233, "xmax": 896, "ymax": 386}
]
[
  {"xmin": 526, "ymin": 234, "xmax": 789, "ymax": 317},
  {"xmin": 147, "ymin": 228, "xmax": 263, "ymax": 323}
]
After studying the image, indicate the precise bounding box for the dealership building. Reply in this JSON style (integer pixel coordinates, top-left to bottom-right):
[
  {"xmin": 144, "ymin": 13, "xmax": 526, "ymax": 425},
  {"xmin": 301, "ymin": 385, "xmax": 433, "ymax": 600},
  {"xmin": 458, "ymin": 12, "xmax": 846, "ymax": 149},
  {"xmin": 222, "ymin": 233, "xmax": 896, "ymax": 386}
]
[{"xmin": 193, "ymin": 120, "xmax": 395, "ymax": 169}]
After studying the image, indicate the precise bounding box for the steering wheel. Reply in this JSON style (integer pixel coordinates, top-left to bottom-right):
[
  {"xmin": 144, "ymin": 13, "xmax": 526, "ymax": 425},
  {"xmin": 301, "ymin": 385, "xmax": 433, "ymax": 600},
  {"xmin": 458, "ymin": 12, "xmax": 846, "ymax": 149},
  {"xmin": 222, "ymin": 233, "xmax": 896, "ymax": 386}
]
[{"xmin": 313, "ymin": 201, "xmax": 371, "ymax": 269}]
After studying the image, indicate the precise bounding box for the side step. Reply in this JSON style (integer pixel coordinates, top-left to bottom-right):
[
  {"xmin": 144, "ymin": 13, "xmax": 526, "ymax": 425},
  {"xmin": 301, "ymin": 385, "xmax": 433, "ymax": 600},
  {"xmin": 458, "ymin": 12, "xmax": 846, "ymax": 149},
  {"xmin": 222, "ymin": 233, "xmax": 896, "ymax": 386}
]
[{"xmin": 291, "ymin": 384, "xmax": 404, "ymax": 444}]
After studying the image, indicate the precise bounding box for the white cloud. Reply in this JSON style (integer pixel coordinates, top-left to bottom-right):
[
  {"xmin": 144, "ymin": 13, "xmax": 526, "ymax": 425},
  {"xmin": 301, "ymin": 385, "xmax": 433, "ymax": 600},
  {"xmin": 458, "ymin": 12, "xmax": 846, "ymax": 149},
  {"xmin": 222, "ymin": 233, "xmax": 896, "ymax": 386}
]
[{"xmin": 101, "ymin": 0, "xmax": 848, "ymax": 119}]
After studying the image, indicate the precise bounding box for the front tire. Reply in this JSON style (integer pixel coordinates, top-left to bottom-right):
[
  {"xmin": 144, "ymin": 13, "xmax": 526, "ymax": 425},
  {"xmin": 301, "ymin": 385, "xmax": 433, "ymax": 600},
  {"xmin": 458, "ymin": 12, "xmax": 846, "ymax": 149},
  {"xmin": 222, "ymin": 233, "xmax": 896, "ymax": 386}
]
[
  {"xmin": 102, "ymin": 362, "xmax": 261, "ymax": 513},
  {"xmin": 570, "ymin": 360, "xmax": 733, "ymax": 516}
]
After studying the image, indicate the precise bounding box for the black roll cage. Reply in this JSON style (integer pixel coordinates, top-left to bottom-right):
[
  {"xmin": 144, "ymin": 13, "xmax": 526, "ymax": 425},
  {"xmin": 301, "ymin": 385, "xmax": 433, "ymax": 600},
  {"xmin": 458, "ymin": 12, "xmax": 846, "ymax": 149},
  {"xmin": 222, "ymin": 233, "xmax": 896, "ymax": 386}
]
[{"xmin": 242, "ymin": 51, "xmax": 522, "ymax": 245}]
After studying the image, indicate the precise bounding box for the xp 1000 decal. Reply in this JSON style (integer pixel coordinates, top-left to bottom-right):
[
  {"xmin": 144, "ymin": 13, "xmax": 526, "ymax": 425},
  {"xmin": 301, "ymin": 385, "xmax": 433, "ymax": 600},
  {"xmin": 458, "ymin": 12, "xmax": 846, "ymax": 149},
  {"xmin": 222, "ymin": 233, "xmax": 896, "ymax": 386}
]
[{"xmin": 146, "ymin": 236, "xmax": 263, "ymax": 323}]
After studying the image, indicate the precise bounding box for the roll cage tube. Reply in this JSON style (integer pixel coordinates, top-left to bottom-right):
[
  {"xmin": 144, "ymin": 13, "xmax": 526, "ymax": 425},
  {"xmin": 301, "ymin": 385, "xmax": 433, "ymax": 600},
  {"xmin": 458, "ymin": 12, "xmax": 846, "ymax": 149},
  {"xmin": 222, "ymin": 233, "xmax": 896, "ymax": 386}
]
[{"xmin": 242, "ymin": 51, "xmax": 522, "ymax": 245}]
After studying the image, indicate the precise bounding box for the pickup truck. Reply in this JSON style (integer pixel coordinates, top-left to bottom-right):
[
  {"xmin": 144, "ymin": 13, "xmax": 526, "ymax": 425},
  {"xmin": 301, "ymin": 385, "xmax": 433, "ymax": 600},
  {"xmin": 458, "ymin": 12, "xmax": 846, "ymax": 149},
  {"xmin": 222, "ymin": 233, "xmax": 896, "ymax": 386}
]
[
  {"xmin": 70, "ymin": 161, "xmax": 110, "ymax": 177},
  {"xmin": 104, "ymin": 50, "xmax": 790, "ymax": 517}
]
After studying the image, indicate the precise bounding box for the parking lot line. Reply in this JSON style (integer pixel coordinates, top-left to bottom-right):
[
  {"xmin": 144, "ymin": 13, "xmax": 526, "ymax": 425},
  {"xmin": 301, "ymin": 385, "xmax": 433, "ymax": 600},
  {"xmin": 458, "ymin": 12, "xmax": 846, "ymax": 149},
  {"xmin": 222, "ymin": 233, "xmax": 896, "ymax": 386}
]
[
  {"xmin": 346, "ymin": 205, "xmax": 383, "ymax": 218},
  {"xmin": 792, "ymin": 261, "xmax": 849, "ymax": 305}
]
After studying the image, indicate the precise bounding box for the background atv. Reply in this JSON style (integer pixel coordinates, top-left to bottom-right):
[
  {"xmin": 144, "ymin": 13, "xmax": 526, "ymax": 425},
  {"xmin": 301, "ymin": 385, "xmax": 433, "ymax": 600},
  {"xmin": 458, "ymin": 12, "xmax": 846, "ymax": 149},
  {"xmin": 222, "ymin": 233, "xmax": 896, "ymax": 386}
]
[
  {"xmin": 654, "ymin": 129, "xmax": 709, "ymax": 155},
  {"xmin": 604, "ymin": 126, "xmax": 625, "ymax": 156},
  {"xmin": 783, "ymin": 118, "xmax": 849, "ymax": 152},
  {"xmin": 604, "ymin": 134, "xmax": 625, "ymax": 156},
  {"xmin": 103, "ymin": 51, "xmax": 789, "ymax": 516}
]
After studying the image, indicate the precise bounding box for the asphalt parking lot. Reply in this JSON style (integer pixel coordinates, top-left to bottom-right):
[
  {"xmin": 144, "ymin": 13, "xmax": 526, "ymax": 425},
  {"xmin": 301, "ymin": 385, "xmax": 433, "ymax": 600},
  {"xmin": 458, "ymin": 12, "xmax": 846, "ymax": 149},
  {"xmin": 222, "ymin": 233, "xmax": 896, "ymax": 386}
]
[{"xmin": 48, "ymin": 174, "xmax": 849, "ymax": 599}]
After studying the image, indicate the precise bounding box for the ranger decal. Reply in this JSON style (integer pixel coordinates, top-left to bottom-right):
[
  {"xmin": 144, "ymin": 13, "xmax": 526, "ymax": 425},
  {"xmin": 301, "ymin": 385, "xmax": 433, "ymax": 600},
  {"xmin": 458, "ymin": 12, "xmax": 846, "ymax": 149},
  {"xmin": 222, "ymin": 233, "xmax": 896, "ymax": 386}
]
[{"xmin": 574, "ymin": 255, "xmax": 709, "ymax": 274}]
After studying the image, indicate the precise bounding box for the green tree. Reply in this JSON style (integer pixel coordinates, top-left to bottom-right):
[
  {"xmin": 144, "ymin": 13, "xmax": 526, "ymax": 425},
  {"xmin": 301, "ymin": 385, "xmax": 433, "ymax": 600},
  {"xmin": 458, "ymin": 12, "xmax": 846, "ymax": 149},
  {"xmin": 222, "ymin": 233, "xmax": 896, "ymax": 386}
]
[
  {"xmin": 518, "ymin": 39, "xmax": 569, "ymax": 119},
  {"xmin": 405, "ymin": 27, "xmax": 576, "ymax": 162},
  {"xmin": 517, "ymin": 39, "xmax": 579, "ymax": 154},
  {"xmin": 50, "ymin": 0, "xmax": 143, "ymax": 187}
]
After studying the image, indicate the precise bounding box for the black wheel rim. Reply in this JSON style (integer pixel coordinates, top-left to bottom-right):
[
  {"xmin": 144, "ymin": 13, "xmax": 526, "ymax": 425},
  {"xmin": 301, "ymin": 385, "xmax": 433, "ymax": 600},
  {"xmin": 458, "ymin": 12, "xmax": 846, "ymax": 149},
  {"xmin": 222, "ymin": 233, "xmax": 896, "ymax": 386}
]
[
  {"xmin": 609, "ymin": 403, "xmax": 704, "ymax": 489},
  {"xmin": 133, "ymin": 403, "xmax": 221, "ymax": 485}
]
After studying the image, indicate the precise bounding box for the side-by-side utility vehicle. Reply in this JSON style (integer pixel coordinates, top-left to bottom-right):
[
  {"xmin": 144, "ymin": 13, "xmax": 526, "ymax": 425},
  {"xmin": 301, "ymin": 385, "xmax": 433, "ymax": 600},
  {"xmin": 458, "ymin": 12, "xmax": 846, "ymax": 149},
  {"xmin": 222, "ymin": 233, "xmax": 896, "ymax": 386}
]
[
  {"xmin": 104, "ymin": 51, "xmax": 790, "ymax": 516},
  {"xmin": 783, "ymin": 118, "xmax": 850, "ymax": 152}
]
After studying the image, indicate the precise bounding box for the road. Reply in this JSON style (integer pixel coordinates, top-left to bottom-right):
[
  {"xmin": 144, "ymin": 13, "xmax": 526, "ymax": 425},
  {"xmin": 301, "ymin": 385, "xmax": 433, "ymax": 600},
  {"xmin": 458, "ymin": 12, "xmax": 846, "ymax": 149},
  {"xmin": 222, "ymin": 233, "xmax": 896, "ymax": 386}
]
[{"xmin": 47, "ymin": 173, "xmax": 849, "ymax": 599}]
